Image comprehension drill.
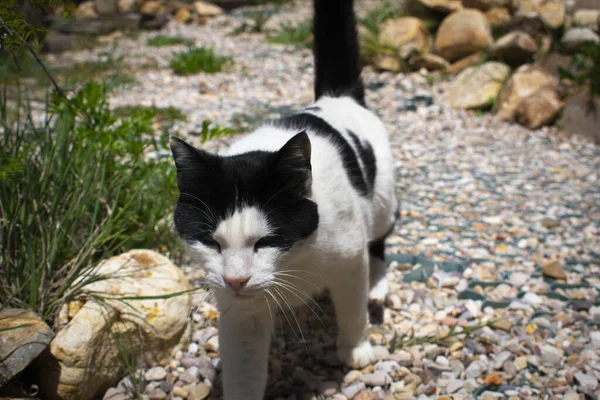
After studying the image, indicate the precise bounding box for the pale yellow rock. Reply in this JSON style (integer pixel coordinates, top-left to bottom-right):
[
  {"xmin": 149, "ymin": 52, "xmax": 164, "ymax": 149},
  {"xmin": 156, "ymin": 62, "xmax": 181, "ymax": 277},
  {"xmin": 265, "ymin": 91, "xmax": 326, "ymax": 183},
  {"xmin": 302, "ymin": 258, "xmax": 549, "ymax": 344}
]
[
  {"xmin": 373, "ymin": 53, "xmax": 403, "ymax": 72},
  {"xmin": 175, "ymin": 7, "xmax": 193, "ymax": 23},
  {"xmin": 518, "ymin": 0, "xmax": 565, "ymax": 29},
  {"xmin": 516, "ymin": 87, "xmax": 563, "ymax": 129},
  {"xmin": 445, "ymin": 62, "xmax": 510, "ymax": 109},
  {"xmin": 491, "ymin": 31, "xmax": 537, "ymax": 63},
  {"xmin": 38, "ymin": 250, "xmax": 192, "ymax": 400},
  {"xmin": 446, "ymin": 51, "xmax": 486, "ymax": 74},
  {"xmin": 117, "ymin": 0, "xmax": 137, "ymax": 13},
  {"xmin": 379, "ymin": 17, "xmax": 432, "ymax": 59},
  {"xmin": 572, "ymin": 9, "xmax": 600, "ymax": 29},
  {"xmin": 485, "ymin": 7, "xmax": 511, "ymax": 28},
  {"xmin": 193, "ymin": 1, "xmax": 224, "ymax": 17},
  {"xmin": 416, "ymin": 0, "xmax": 463, "ymax": 13},
  {"xmin": 409, "ymin": 53, "xmax": 450, "ymax": 71},
  {"xmin": 140, "ymin": 0, "xmax": 164, "ymax": 15},
  {"xmin": 435, "ymin": 9, "xmax": 492, "ymax": 62},
  {"xmin": 74, "ymin": 1, "xmax": 98, "ymax": 20},
  {"xmin": 495, "ymin": 64, "xmax": 558, "ymax": 121}
]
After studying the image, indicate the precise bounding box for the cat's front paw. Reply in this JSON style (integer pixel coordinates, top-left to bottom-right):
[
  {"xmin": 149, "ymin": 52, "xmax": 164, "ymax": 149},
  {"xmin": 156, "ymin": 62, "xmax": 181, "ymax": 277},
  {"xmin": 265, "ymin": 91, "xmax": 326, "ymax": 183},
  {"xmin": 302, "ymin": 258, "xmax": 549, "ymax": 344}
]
[{"xmin": 337, "ymin": 340, "xmax": 377, "ymax": 369}]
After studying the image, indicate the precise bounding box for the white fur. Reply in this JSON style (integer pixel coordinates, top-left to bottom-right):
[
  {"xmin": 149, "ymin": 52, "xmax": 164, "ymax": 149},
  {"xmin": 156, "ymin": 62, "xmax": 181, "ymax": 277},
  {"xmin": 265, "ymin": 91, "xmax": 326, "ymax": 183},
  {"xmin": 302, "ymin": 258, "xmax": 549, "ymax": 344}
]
[{"xmin": 187, "ymin": 96, "xmax": 397, "ymax": 400}]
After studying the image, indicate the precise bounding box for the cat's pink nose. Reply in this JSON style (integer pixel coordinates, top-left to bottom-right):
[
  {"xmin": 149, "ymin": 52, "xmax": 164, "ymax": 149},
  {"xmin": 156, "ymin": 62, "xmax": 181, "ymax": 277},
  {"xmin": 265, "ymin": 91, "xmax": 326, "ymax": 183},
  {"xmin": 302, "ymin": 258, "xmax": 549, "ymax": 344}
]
[{"xmin": 224, "ymin": 276, "xmax": 250, "ymax": 292}]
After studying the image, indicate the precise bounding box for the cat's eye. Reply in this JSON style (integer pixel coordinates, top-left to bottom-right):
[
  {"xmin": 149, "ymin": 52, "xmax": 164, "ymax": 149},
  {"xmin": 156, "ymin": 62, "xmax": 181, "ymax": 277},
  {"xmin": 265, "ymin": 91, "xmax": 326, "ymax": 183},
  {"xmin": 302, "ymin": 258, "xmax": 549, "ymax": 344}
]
[
  {"xmin": 194, "ymin": 235, "xmax": 221, "ymax": 253},
  {"xmin": 254, "ymin": 235, "xmax": 280, "ymax": 252}
]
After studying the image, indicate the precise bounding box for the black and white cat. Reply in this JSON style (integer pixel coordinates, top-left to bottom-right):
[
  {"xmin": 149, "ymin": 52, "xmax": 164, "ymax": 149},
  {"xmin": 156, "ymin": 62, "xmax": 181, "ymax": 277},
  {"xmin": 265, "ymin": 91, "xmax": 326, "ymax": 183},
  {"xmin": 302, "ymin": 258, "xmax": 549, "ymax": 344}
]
[{"xmin": 170, "ymin": 0, "xmax": 398, "ymax": 398}]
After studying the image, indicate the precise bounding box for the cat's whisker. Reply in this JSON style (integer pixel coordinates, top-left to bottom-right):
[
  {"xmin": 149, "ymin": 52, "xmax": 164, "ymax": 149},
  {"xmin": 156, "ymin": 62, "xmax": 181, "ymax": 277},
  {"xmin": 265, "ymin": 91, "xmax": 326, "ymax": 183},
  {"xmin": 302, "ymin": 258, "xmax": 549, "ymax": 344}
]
[
  {"xmin": 273, "ymin": 279, "xmax": 325, "ymax": 329},
  {"xmin": 272, "ymin": 286, "xmax": 305, "ymax": 345},
  {"xmin": 263, "ymin": 293, "xmax": 276, "ymax": 338},
  {"xmin": 273, "ymin": 278, "xmax": 326, "ymax": 319},
  {"xmin": 272, "ymin": 285, "xmax": 312, "ymax": 361}
]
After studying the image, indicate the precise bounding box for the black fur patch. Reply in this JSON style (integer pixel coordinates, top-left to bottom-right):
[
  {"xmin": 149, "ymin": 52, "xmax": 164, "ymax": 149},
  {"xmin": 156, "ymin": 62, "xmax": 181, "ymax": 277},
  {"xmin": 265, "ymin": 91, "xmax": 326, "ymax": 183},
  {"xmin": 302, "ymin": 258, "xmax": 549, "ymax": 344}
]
[
  {"xmin": 313, "ymin": 0, "xmax": 365, "ymax": 106},
  {"xmin": 171, "ymin": 135, "xmax": 319, "ymax": 251},
  {"xmin": 275, "ymin": 113, "xmax": 373, "ymax": 197},
  {"xmin": 347, "ymin": 130, "xmax": 377, "ymax": 193}
]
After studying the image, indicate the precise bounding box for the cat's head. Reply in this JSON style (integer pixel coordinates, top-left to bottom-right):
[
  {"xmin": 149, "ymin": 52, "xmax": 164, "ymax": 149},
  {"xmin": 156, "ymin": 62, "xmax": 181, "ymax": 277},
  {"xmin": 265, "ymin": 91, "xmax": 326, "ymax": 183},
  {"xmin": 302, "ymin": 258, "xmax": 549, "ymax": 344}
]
[{"xmin": 171, "ymin": 132, "xmax": 318, "ymax": 302}]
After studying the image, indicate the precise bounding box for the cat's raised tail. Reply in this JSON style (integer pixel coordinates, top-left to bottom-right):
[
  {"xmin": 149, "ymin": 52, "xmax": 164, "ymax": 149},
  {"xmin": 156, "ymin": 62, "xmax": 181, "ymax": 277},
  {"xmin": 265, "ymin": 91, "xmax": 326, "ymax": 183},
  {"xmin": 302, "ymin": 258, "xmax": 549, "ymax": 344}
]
[{"xmin": 313, "ymin": 0, "xmax": 365, "ymax": 107}]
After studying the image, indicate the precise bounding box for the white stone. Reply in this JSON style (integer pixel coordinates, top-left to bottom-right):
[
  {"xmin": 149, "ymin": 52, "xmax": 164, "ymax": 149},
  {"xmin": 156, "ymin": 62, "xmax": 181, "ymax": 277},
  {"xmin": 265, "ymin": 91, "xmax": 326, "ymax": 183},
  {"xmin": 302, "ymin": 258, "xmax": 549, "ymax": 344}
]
[
  {"xmin": 591, "ymin": 331, "xmax": 600, "ymax": 347},
  {"xmin": 540, "ymin": 344, "xmax": 563, "ymax": 366},
  {"xmin": 37, "ymin": 250, "xmax": 191, "ymax": 400},
  {"xmin": 574, "ymin": 372, "xmax": 598, "ymax": 391},
  {"xmin": 465, "ymin": 359, "xmax": 488, "ymax": 379},
  {"xmin": 521, "ymin": 292, "xmax": 543, "ymax": 306},
  {"xmin": 145, "ymin": 366, "xmax": 167, "ymax": 381}
]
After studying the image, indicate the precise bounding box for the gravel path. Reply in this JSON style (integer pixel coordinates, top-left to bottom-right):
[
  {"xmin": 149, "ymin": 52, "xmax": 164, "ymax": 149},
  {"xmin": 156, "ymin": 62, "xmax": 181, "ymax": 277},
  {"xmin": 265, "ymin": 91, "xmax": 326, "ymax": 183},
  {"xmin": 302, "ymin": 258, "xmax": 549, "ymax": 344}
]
[{"xmin": 44, "ymin": 2, "xmax": 600, "ymax": 399}]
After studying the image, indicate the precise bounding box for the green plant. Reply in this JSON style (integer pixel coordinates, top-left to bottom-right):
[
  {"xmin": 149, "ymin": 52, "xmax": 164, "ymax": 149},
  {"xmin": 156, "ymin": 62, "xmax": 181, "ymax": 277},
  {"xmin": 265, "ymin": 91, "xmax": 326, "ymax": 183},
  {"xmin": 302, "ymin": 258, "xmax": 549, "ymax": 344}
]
[
  {"xmin": 113, "ymin": 105, "xmax": 188, "ymax": 123},
  {"xmin": 559, "ymin": 41, "xmax": 600, "ymax": 98},
  {"xmin": 231, "ymin": 11, "xmax": 272, "ymax": 35},
  {"xmin": 147, "ymin": 35, "xmax": 194, "ymax": 47},
  {"xmin": 0, "ymin": 81, "xmax": 182, "ymax": 322},
  {"xmin": 267, "ymin": 19, "xmax": 312, "ymax": 46},
  {"xmin": 170, "ymin": 47, "xmax": 232, "ymax": 75},
  {"xmin": 195, "ymin": 119, "xmax": 237, "ymax": 143},
  {"xmin": 360, "ymin": 1, "xmax": 405, "ymax": 36}
]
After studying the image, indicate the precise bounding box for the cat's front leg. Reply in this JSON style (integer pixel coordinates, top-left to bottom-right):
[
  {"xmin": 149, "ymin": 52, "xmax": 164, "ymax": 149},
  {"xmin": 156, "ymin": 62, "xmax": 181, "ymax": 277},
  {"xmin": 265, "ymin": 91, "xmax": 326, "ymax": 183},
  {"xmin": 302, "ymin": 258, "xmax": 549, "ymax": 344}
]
[
  {"xmin": 330, "ymin": 251, "xmax": 377, "ymax": 368},
  {"xmin": 219, "ymin": 307, "xmax": 272, "ymax": 400}
]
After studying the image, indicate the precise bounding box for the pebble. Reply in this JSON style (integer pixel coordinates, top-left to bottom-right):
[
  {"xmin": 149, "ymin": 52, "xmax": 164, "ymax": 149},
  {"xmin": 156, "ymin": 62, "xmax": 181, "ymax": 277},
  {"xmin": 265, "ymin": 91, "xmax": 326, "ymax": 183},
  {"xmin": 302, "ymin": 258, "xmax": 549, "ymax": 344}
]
[
  {"xmin": 362, "ymin": 371, "xmax": 392, "ymax": 387},
  {"xmin": 188, "ymin": 383, "xmax": 211, "ymax": 400},
  {"xmin": 465, "ymin": 360, "xmax": 488, "ymax": 379},
  {"xmin": 172, "ymin": 386, "xmax": 188, "ymax": 398},
  {"xmin": 521, "ymin": 292, "xmax": 543, "ymax": 306},
  {"xmin": 344, "ymin": 370, "xmax": 363, "ymax": 384},
  {"xmin": 574, "ymin": 372, "xmax": 598, "ymax": 391},
  {"xmin": 540, "ymin": 344, "xmax": 564, "ymax": 366},
  {"xmin": 318, "ymin": 381, "xmax": 338, "ymax": 396},
  {"xmin": 103, "ymin": 388, "xmax": 129, "ymax": 400},
  {"xmin": 342, "ymin": 382, "xmax": 366, "ymax": 399},
  {"xmin": 445, "ymin": 379, "xmax": 464, "ymax": 394},
  {"xmin": 590, "ymin": 306, "xmax": 600, "ymax": 324},
  {"xmin": 493, "ymin": 351, "xmax": 512, "ymax": 370},
  {"xmin": 591, "ymin": 331, "xmax": 600, "ymax": 347},
  {"xmin": 145, "ymin": 367, "xmax": 167, "ymax": 381},
  {"xmin": 147, "ymin": 388, "xmax": 167, "ymax": 400},
  {"xmin": 354, "ymin": 391, "xmax": 376, "ymax": 400}
]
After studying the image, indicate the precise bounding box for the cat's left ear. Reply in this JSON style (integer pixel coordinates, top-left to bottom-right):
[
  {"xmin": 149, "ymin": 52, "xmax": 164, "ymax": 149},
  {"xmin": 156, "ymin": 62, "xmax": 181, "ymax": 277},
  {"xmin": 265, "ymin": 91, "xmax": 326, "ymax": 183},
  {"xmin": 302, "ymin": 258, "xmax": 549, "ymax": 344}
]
[
  {"xmin": 170, "ymin": 136, "xmax": 217, "ymax": 186},
  {"xmin": 275, "ymin": 131, "xmax": 312, "ymax": 196}
]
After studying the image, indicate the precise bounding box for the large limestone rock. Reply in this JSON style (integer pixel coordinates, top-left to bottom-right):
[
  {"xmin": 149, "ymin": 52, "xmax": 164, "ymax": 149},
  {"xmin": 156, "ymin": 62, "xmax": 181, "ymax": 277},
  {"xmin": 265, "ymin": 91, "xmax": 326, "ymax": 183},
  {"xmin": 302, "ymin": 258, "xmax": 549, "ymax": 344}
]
[
  {"xmin": 445, "ymin": 62, "xmax": 510, "ymax": 109},
  {"xmin": 194, "ymin": 1, "xmax": 224, "ymax": 17},
  {"xmin": 516, "ymin": 86, "xmax": 563, "ymax": 129},
  {"xmin": 373, "ymin": 53, "xmax": 403, "ymax": 72},
  {"xmin": 561, "ymin": 27, "xmax": 600, "ymax": 53},
  {"xmin": 485, "ymin": 7, "xmax": 511, "ymax": 28},
  {"xmin": 495, "ymin": 64, "xmax": 558, "ymax": 121},
  {"xmin": 74, "ymin": 1, "xmax": 98, "ymax": 20},
  {"xmin": 37, "ymin": 250, "xmax": 192, "ymax": 400},
  {"xmin": 0, "ymin": 308, "xmax": 54, "ymax": 386},
  {"xmin": 435, "ymin": 9, "xmax": 492, "ymax": 62},
  {"xmin": 491, "ymin": 31, "xmax": 537, "ymax": 64},
  {"xmin": 446, "ymin": 51, "xmax": 486, "ymax": 74},
  {"xmin": 517, "ymin": 0, "xmax": 565, "ymax": 29},
  {"xmin": 379, "ymin": 17, "xmax": 433, "ymax": 59},
  {"xmin": 410, "ymin": 53, "xmax": 450, "ymax": 71},
  {"xmin": 117, "ymin": 0, "xmax": 137, "ymax": 13},
  {"xmin": 572, "ymin": 9, "xmax": 600, "ymax": 28},
  {"xmin": 94, "ymin": 0, "xmax": 118, "ymax": 15},
  {"xmin": 462, "ymin": 0, "xmax": 510, "ymax": 11},
  {"xmin": 415, "ymin": 0, "xmax": 463, "ymax": 14}
]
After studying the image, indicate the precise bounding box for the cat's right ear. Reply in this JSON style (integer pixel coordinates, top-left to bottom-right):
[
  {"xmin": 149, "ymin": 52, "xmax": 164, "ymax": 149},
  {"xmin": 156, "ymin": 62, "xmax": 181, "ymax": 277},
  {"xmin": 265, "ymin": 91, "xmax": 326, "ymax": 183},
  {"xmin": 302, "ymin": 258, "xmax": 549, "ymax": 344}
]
[{"xmin": 170, "ymin": 136, "xmax": 216, "ymax": 184}]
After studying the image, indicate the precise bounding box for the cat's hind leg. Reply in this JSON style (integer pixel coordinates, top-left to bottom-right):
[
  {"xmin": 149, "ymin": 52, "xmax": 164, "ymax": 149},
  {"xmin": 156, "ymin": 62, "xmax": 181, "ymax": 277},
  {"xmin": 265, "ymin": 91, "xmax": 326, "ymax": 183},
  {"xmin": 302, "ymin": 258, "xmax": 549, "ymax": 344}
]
[
  {"xmin": 330, "ymin": 250, "xmax": 377, "ymax": 368},
  {"xmin": 368, "ymin": 234, "xmax": 388, "ymax": 304}
]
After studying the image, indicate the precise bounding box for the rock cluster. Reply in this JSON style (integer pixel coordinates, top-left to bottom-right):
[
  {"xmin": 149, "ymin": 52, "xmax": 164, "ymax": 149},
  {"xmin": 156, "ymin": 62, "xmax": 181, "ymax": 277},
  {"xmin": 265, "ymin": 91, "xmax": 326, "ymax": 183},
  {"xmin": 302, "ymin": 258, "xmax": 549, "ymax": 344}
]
[
  {"xmin": 45, "ymin": 0, "xmax": 224, "ymax": 52},
  {"xmin": 364, "ymin": 0, "xmax": 599, "ymax": 133}
]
